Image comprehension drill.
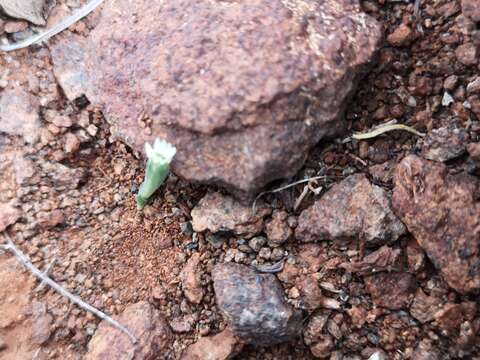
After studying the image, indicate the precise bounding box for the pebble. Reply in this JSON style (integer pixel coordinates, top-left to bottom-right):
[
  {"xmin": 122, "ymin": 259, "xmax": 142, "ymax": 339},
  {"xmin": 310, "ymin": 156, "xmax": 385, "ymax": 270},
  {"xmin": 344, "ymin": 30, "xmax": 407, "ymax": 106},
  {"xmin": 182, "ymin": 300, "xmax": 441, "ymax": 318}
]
[{"xmin": 248, "ymin": 236, "xmax": 267, "ymax": 252}]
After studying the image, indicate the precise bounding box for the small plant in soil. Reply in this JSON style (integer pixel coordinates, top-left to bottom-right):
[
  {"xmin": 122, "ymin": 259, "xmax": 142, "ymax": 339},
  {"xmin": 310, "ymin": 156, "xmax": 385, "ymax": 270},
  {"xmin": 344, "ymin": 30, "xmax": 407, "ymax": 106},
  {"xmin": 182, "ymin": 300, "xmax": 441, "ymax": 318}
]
[{"xmin": 136, "ymin": 138, "xmax": 176, "ymax": 210}]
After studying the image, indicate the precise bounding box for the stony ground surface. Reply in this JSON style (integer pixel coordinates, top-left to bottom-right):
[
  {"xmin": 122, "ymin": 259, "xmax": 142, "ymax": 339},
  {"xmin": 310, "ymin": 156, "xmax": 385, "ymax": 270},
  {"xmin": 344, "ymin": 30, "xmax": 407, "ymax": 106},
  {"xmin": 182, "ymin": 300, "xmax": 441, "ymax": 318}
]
[{"xmin": 0, "ymin": 0, "xmax": 479, "ymax": 359}]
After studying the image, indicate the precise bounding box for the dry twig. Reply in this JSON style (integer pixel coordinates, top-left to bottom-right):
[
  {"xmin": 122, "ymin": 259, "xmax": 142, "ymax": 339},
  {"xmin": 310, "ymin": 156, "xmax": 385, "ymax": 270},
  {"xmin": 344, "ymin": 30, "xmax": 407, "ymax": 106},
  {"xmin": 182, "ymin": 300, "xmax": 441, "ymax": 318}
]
[
  {"xmin": 1, "ymin": 233, "xmax": 137, "ymax": 344},
  {"xmin": 348, "ymin": 123, "xmax": 425, "ymax": 141},
  {"xmin": 252, "ymin": 175, "xmax": 330, "ymax": 213}
]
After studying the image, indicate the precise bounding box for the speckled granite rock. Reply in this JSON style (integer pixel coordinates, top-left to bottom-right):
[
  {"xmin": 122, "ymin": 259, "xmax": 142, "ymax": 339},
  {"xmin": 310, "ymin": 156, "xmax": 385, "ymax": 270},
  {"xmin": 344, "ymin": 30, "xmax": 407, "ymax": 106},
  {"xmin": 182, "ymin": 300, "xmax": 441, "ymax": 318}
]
[
  {"xmin": 212, "ymin": 263, "xmax": 302, "ymax": 346},
  {"xmin": 80, "ymin": 0, "xmax": 382, "ymax": 198},
  {"xmin": 392, "ymin": 155, "xmax": 480, "ymax": 293}
]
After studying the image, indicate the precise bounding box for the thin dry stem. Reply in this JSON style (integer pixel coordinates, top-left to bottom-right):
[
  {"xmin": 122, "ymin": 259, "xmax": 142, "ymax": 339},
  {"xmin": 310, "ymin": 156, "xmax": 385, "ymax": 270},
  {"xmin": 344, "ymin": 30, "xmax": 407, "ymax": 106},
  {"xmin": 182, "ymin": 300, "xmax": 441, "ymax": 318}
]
[{"xmin": 1, "ymin": 233, "xmax": 137, "ymax": 344}]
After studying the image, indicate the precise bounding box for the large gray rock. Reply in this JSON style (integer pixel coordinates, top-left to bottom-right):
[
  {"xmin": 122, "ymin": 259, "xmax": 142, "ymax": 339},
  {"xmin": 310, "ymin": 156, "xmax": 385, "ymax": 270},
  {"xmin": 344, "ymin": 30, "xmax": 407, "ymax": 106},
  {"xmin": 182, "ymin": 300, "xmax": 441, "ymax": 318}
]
[
  {"xmin": 77, "ymin": 0, "xmax": 382, "ymax": 198},
  {"xmin": 212, "ymin": 263, "xmax": 302, "ymax": 346}
]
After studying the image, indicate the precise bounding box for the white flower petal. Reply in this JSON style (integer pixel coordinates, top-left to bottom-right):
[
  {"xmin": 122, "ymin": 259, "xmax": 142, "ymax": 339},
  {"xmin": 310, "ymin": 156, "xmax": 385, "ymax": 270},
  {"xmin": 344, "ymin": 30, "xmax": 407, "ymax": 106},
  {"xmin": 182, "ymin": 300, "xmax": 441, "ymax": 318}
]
[{"xmin": 144, "ymin": 142, "xmax": 155, "ymax": 159}]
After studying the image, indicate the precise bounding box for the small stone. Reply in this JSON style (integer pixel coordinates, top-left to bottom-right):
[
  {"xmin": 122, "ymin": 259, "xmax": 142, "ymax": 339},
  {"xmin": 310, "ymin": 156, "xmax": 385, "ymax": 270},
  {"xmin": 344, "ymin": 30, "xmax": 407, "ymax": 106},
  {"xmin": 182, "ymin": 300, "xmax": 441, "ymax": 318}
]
[
  {"xmin": 441, "ymin": 92, "xmax": 454, "ymax": 106},
  {"xmin": 50, "ymin": 115, "xmax": 73, "ymax": 128},
  {"xmin": 270, "ymin": 247, "xmax": 284, "ymax": 261},
  {"xmin": 180, "ymin": 253, "xmax": 204, "ymax": 304},
  {"xmin": 411, "ymin": 340, "xmax": 442, "ymax": 360},
  {"xmin": 258, "ymin": 247, "xmax": 271, "ymax": 260},
  {"xmin": 466, "ymin": 77, "xmax": 480, "ymax": 94},
  {"xmin": 296, "ymin": 174, "xmax": 406, "ymax": 247},
  {"xmin": 310, "ymin": 334, "xmax": 334, "ymax": 359},
  {"xmin": 3, "ymin": 20, "xmax": 28, "ymax": 33},
  {"xmin": 87, "ymin": 124, "xmax": 98, "ymax": 137},
  {"xmin": 340, "ymin": 245, "xmax": 401, "ymax": 275},
  {"xmin": 180, "ymin": 328, "xmax": 243, "ymax": 360},
  {"xmin": 50, "ymin": 34, "xmax": 90, "ymax": 101},
  {"xmin": 191, "ymin": 192, "xmax": 271, "ymax": 238},
  {"xmin": 36, "ymin": 210, "xmax": 65, "ymax": 229},
  {"xmin": 248, "ymin": 236, "xmax": 266, "ymax": 252},
  {"xmin": 462, "ymin": 0, "xmax": 480, "ymax": 22},
  {"xmin": 455, "ymin": 43, "xmax": 478, "ymax": 66},
  {"xmin": 0, "ymin": 88, "xmax": 41, "ymax": 144},
  {"xmin": 443, "ymin": 75, "xmax": 458, "ymax": 91},
  {"xmin": 387, "ymin": 24, "xmax": 415, "ymax": 47},
  {"xmin": 364, "ymin": 272, "xmax": 416, "ymax": 310},
  {"xmin": 421, "ymin": 125, "xmax": 468, "ymax": 162},
  {"xmin": 64, "ymin": 133, "xmax": 81, "ymax": 154},
  {"xmin": 368, "ymin": 350, "xmax": 388, "ymax": 360},
  {"xmin": 31, "ymin": 313, "xmax": 53, "ymax": 345},
  {"xmin": 86, "ymin": 302, "xmax": 172, "ymax": 360},
  {"xmin": 0, "ymin": 337, "xmax": 6, "ymax": 351},
  {"xmin": 265, "ymin": 210, "xmax": 292, "ymax": 246},
  {"xmin": 409, "ymin": 288, "xmax": 443, "ymax": 324},
  {"xmin": 467, "ymin": 143, "xmax": 480, "ymax": 161},
  {"xmin": 0, "ymin": 203, "xmax": 21, "ymax": 232},
  {"xmin": 0, "ymin": 0, "xmax": 52, "ymax": 25},
  {"xmin": 303, "ymin": 313, "xmax": 329, "ymax": 345},
  {"xmin": 212, "ymin": 263, "xmax": 302, "ymax": 346},
  {"xmin": 393, "ymin": 155, "xmax": 480, "ymax": 293},
  {"xmin": 169, "ymin": 316, "xmax": 195, "ymax": 333},
  {"xmin": 13, "ymin": 156, "xmax": 35, "ymax": 186},
  {"xmin": 297, "ymin": 275, "xmax": 323, "ymax": 310}
]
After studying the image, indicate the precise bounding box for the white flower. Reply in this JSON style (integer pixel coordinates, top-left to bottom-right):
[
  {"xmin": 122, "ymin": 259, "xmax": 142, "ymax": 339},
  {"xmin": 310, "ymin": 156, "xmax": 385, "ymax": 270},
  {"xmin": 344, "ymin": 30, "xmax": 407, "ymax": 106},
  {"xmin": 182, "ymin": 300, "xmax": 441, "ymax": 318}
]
[{"xmin": 145, "ymin": 138, "xmax": 177, "ymax": 163}]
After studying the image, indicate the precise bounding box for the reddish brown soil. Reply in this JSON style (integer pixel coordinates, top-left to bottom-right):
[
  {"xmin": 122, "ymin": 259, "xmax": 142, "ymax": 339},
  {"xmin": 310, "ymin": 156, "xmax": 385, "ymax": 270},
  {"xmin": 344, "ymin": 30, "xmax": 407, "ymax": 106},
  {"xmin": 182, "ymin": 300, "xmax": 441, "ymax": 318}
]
[{"xmin": 0, "ymin": 0, "xmax": 479, "ymax": 359}]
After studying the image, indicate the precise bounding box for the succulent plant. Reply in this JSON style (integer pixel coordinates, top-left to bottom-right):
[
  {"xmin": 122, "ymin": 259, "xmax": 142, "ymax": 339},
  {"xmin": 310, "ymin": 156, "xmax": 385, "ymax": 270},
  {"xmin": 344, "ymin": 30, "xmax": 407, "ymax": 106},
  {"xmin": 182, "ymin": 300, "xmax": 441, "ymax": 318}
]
[{"xmin": 136, "ymin": 139, "xmax": 176, "ymax": 210}]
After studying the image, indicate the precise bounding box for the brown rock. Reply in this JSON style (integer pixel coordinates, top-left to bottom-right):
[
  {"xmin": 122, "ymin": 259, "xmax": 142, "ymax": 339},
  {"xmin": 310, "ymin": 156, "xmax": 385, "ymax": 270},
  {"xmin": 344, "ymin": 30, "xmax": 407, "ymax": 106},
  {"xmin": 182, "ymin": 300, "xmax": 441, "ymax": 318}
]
[
  {"xmin": 180, "ymin": 253, "xmax": 204, "ymax": 305},
  {"xmin": 181, "ymin": 328, "xmax": 243, "ymax": 360},
  {"xmin": 50, "ymin": 34, "xmax": 90, "ymax": 101},
  {"xmin": 265, "ymin": 210, "xmax": 292, "ymax": 246},
  {"xmin": 392, "ymin": 155, "xmax": 480, "ymax": 293},
  {"xmin": 64, "ymin": 133, "xmax": 81, "ymax": 154},
  {"xmin": 387, "ymin": 24, "xmax": 415, "ymax": 47},
  {"xmin": 81, "ymin": 0, "xmax": 382, "ymax": 198},
  {"xmin": 421, "ymin": 125, "xmax": 468, "ymax": 162},
  {"xmin": 191, "ymin": 192, "xmax": 271, "ymax": 238},
  {"xmin": 303, "ymin": 312, "xmax": 329, "ymax": 345},
  {"xmin": 0, "ymin": 203, "xmax": 21, "ymax": 232},
  {"xmin": 433, "ymin": 303, "xmax": 464, "ymax": 332},
  {"xmin": 340, "ymin": 245, "xmax": 401, "ymax": 275},
  {"xmin": 409, "ymin": 288, "xmax": 443, "ymax": 324},
  {"xmin": 212, "ymin": 263, "xmax": 302, "ymax": 346},
  {"xmin": 36, "ymin": 209, "xmax": 65, "ymax": 229},
  {"xmin": 466, "ymin": 76, "xmax": 480, "ymax": 94},
  {"xmin": 38, "ymin": 161, "xmax": 86, "ymax": 189},
  {"xmin": 310, "ymin": 334, "xmax": 335, "ymax": 359},
  {"xmin": 455, "ymin": 43, "xmax": 478, "ymax": 66},
  {"xmin": 3, "ymin": 20, "xmax": 27, "ymax": 33},
  {"xmin": 411, "ymin": 340, "xmax": 444, "ymax": 360},
  {"xmin": 297, "ymin": 275, "xmax": 323, "ymax": 310},
  {"xmin": 13, "ymin": 155, "xmax": 35, "ymax": 186},
  {"xmin": 467, "ymin": 142, "xmax": 480, "ymax": 161},
  {"xmin": 0, "ymin": 88, "xmax": 41, "ymax": 144},
  {"xmin": 364, "ymin": 272, "xmax": 416, "ymax": 310},
  {"xmin": 0, "ymin": 0, "xmax": 52, "ymax": 25},
  {"xmin": 462, "ymin": 0, "xmax": 480, "ymax": 22},
  {"xmin": 31, "ymin": 313, "xmax": 53, "ymax": 345},
  {"xmin": 443, "ymin": 75, "xmax": 458, "ymax": 91},
  {"xmin": 369, "ymin": 160, "xmax": 396, "ymax": 184},
  {"xmin": 296, "ymin": 174, "xmax": 406, "ymax": 246},
  {"xmin": 86, "ymin": 301, "xmax": 172, "ymax": 360}
]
